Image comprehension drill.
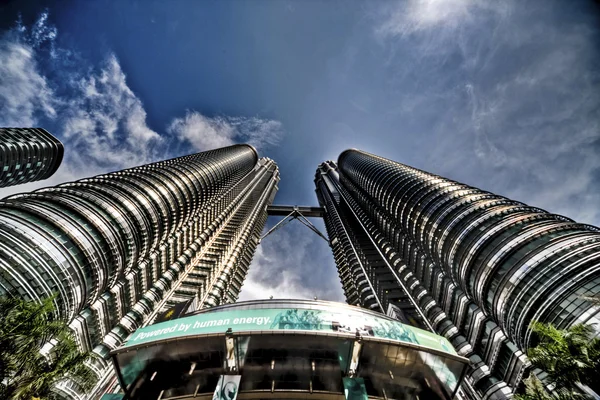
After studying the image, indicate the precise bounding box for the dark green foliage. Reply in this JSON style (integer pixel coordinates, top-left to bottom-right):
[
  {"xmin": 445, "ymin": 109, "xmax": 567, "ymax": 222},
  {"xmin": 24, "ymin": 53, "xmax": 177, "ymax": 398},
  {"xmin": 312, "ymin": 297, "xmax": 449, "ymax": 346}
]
[
  {"xmin": 0, "ymin": 295, "xmax": 97, "ymax": 399},
  {"xmin": 516, "ymin": 374, "xmax": 584, "ymax": 400},
  {"xmin": 515, "ymin": 321, "xmax": 600, "ymax": 400}
]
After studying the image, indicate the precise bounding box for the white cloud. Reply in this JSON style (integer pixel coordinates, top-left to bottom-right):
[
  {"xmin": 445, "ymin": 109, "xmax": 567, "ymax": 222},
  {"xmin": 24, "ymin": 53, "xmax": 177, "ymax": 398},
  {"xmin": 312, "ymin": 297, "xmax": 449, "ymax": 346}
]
[
  {"xmin": 62, "ymin": 54, "xmax": 163, "ymax": 172},
  {"xmin": 0, "ymin": 38, "xmax": 56, "ymax": 126},
  {"xmin": 376, "ymin": 0, "xmax": 508, "ymax": 37},
  {"xmin": 167, "ymin": 112, "xmax": 236, "ymax": 150},
  {"xmin": 0, "ymin": 12, "xmax": 164, "ymax": 192},
  {"xmin": 167, "ymin": 110, "xmax": 283, "ymax": 152},
  {"xmin": 239, "ymin": 220, "xmax": 345, "ymax": 302},
  {"xmin": 0, "ymin": 12, "xmax": 283, "ymax": 201},
  {"xmin": 15, "ymin": 11, "xmax": 58, "ymax": 48},
  {"xmin": 238, "ymin": 246, "xmax": 316, "ymax": 300}
]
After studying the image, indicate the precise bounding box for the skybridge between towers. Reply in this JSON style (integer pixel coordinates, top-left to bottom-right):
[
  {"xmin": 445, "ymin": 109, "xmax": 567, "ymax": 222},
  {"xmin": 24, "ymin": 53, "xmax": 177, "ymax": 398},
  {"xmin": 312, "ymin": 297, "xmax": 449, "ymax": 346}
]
[
  {"xmin": 261, "ymin": 205, "xmax": 328, "ymax": 242},
  {"xmin": 106, "ymin": 202, "xmax": 469, "ymax": 400},
  {"xmin": 266, "ymin": 205, "xmax": 324, "ymax": 218}
]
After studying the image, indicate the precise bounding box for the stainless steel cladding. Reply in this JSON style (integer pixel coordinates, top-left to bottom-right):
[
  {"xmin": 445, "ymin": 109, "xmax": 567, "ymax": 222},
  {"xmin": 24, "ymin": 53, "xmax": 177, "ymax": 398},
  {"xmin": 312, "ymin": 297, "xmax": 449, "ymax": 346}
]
[
  {"xmin": 315, "ymin": 149, "xmax": 600, "ymax": 400},
  {"xmin": 0, "ymin": 128, "xmax": 64, "ymax": 187},
  {"xmin": 0, "ymin": 144, "xmax": 279, "ymax": 398}
]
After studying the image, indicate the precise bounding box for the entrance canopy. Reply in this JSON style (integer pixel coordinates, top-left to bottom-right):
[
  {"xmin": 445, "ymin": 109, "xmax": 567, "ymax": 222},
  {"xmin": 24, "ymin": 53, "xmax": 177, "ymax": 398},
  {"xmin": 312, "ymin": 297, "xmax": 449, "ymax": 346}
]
[{"xmin": 111, "ymin": 300, "xmax": 468, "ymax": 400}]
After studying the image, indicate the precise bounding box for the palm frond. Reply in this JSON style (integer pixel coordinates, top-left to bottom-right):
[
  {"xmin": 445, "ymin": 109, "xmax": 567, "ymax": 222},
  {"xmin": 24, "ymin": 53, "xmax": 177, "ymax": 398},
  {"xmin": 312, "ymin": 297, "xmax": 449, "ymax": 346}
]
[{"xmin": 0, "ymin": 295, "xmax": 98, "ymax": 399}]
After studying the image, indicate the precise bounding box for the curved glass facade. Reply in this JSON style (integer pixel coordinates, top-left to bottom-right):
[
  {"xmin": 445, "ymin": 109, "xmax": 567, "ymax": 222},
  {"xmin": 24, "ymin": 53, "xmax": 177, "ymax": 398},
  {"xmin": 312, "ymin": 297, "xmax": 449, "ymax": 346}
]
[
  {"xmin": 0, "ymin": 127, "xmax": 64, "ymax": 187},
  {"xmin": 0, "ymin": 144, "xmax": 279, "ymax": 399},
  {"xmin": 315, "ymin": 149, "xmax": 600, "ymax": 400}
]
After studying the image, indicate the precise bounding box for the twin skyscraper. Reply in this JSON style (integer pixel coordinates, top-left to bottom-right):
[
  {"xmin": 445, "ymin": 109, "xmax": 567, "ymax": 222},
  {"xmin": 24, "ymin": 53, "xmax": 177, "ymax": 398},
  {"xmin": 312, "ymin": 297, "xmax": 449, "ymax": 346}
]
[{"xmin": 0, "ymin": 134, "xmax": 598, "ymax": 400}]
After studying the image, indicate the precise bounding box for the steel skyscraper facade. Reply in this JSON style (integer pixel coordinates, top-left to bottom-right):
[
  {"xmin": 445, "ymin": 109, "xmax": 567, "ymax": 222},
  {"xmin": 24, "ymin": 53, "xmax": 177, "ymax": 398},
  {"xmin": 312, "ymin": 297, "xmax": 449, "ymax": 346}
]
[
  {"xmin": 0, "ymin": 127, "xmax": 64, "ymax": 187},
  {"xmin": 315, "ymin": 149, "xmax": 600, "ymax": 400},
  {"xmin": 0, "ymin": 144, "xmax": 279, "ymax": 398}
]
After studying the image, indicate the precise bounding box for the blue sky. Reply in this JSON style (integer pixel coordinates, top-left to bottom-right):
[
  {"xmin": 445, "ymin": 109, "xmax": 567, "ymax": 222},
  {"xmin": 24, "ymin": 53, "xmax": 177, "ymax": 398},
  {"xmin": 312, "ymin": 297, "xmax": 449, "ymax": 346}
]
[{"xmin": 1, "ymin": 0, "xmax": 599, "ymax": 302}]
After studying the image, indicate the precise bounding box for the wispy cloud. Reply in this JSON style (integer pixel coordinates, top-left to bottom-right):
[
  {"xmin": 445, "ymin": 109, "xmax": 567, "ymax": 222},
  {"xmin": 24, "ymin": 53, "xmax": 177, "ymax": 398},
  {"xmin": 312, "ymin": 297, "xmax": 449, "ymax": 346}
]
[
  {"xmin": 62, "ymin": 54, "xmax": 163, "ymax": 171},
  {"xmin": 167, "ymin": 110, "xmax": 283, "ymax": 153},
  {"xmin": 0, "ymin": 12, "xmax": 283, "ymax": 198},
  {"xmin": 373, "ymin": 0, "xmax": 600, "ymax": 225},
  {"xmin": 0, "ymin": 28, "xmax": 56, "ymax": 126},
  {"xmin": 16, "ymin": 11, "xmax": 57, "ymax": 48},
  {"xmin": 376, "ymin": 0, "xmax": 510, "ymax": 40},
  {"xmin": 0, "ymin": 12, "xmax": 164, "ymax": 191}
]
